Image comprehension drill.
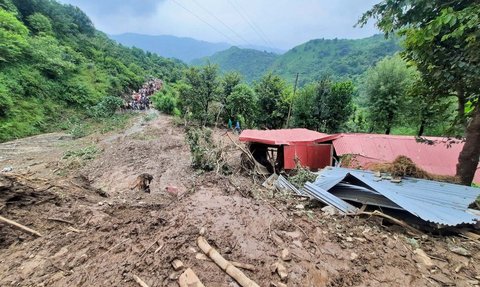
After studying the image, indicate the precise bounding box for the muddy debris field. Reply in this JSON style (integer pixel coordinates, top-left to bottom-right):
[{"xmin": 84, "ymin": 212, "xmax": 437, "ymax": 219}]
[{"xmin": 0, "ymin": 113, "xmax": 479, "ymax": 287}]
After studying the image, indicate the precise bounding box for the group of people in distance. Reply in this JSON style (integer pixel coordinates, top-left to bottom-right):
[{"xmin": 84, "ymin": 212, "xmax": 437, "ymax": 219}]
[{"xmin": 124, "ymin": 78, "xmax": 163, "ymax": 110}]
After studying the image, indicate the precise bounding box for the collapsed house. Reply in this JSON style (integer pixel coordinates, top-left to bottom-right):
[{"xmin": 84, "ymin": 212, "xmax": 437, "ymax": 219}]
[
  {"xmin": 239, "ymin": 129, "xmax": 332, "ymax": 173},
  {"xmin": 240, "ymin": 129, "xmax": 480, "ymax": 183}
]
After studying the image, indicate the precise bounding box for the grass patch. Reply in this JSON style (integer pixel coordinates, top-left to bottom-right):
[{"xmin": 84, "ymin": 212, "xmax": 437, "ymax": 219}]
[
  {"xmin": 143, "ymin": 112, "xmax": 158, "ymax": 122},
  {"xmin": 63, "ymin": 145, "xmax": 99, "ymax": 160}
]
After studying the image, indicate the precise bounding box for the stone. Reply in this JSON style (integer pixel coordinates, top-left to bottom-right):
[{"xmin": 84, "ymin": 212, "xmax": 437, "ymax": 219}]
[
  {"xmin": 350, "ymin": 252, "xmax": 358, "ymax": 260},
  {"xmin": 413, "ymin": 249, "xmax": 435, "ymax": 268},
  {"xmin": 281, "ymin": 249, "xmax": 291, "ymax": 261},
  {"xmin": 195, "ymin": 253, "xmax": 209, "ymax": 261},
  {"xmin": 172, "ymin": 259, "xmax": 184, "ymax": 271},
  {"xmin": 321, "ymin": 206, "xmax": 337, "ymax": 216},
  {"xmin": 178, "ymin": 268, "xmax": 205, "ymax": 287},
  {"xmin": 449, "ymin": 246, "xmax": 471, "ymax": 257},
  {"xmin": 276, "ymin": 263, "xmax": 288, "ymax": 282}
]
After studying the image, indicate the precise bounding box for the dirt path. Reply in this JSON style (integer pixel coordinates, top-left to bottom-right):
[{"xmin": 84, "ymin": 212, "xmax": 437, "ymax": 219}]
[{"xmin": 0, "ymin": 112, "xmax": 479, "ymax": 286}]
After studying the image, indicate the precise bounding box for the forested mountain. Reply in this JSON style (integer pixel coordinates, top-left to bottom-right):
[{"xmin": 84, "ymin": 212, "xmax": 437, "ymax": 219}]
[
  {"xmin": 110, "ymin": 33, "xmax": 232, "ymax": 63},
  {"xmin": 191, "ymin": 46, "xmax": 279, "ymax": 82},
  {"xmin": 110, "ymin": 33, "xmax": 284, "ymax": 63},
  {"xmin": 272, "ymin": 34, "xmax": 400, "ymax": 85},
  {"xmin": 196, "ymin": 34, "xmax": 400, "ymax": 84},
  {"xmin": 0, "ymin": 0, "xmax": 185, "ymax": 141}
]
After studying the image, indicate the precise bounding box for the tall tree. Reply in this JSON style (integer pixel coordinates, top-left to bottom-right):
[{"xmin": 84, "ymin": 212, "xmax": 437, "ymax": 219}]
[
  {"xmin": 359, "ymin": 0, "xmax": 480, "ymax": 185},
  {"xmin": 292, "ymin": 77, "xmax": 354, "ymax": 133},
  {"xmin": 180, "ymin": 64, "xmax": 220, "ymax": 125},
  {"xmin": 362, "ymin": 55, "xmax": 414, "ymax": 134},
  {"xmin": 403, "ymin": 75, "xmax": 453, "ymax": 136},
  {"xmin": 225, "ymin": 83, "xmax": 258, "ymax": 128},
  {"xmin": 254, "ymin": 73, "xmax": 290, "ymax": 129}
]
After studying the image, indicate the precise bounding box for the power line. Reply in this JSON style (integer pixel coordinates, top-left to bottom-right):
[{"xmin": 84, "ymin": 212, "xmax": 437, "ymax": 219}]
[
  {"xmin": 227, "ymin": 0, "xmax": 273, "ymax": 48},
  {"xmin": 231, "ymin": 0, "xmax": 274, "ymax": 48},
  {"xmin": 171, "ymin": 0, "xmax": 239, "ymax": 45},
  {"xmin": 191, "ymin": 0, "xmax": 252, "ymax": 46}
]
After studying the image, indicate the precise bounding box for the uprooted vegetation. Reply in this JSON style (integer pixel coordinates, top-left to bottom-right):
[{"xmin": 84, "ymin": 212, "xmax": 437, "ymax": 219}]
[
  {"xmin": 369, "ymin": 155, "xmax": 460, "ymax": 183},
  {"xmin": 185, "ymin": 127, "xmax": 231, "ymax": 174},
  {"xmin": 288, "ymin": 165, "xmax": 318, "ymax": 189}
]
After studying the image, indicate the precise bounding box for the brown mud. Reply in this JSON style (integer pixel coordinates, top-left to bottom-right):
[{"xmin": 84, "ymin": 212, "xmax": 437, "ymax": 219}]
[{"xmin": 0, "ymin": 112, "xmax": 479, "ymax": 286}]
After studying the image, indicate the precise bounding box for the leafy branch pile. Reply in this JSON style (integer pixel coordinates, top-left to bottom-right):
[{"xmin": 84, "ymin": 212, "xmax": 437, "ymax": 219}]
[
  {"xmin": 288, "ymin": 166, "xmax": 317, "ymax": 189},
  {"xmin": 185, "ymin": 128, "xmax": 230, "ymax": 174}
]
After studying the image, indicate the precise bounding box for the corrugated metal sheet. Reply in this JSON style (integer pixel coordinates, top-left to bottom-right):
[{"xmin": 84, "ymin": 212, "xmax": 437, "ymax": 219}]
[
  {"xmin": 303, "ymin": 182, "xmax": 358, "ymax": 214},
  {"xmin": 239, "ymin": 129, "xmax": 329, "ymax": 145},
  {"xmin": 318, "ymin": 133, "xmax": 480, "ymax": 183},
  {"xmin": 330, "ymin": 183, "xmax": 403, "ymax": 210},
  {"xmin": 314, "ymin": 167, "xmax": 480, "ymax": 226},
  {"xmin": 276, "ymin": 175, "xmax": 305, "ymax": 195}
]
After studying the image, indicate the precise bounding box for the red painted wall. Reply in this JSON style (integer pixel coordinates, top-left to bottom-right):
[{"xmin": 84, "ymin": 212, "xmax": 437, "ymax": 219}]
[{"xmin": 284, "ymin": 144, "xmax": 332, "ymax": 170}]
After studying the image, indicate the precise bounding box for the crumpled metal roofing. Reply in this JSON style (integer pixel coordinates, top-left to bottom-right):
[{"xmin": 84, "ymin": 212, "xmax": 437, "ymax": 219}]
[
  {"xmin": 275, "ymin": 175, "xmax": 304, "ymax": 196},
  {"xmin": 303, "ymin": 182, "xmax": 358, "ymax": 214},
  {"xmin": 314, "ymin": 167, "xmax": 480, "ymax": 226}
]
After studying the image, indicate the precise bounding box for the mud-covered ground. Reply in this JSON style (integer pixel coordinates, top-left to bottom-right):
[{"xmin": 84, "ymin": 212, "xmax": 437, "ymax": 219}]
[{"xmin": 0, "ymin": 112, "xmax": 479, "ymax": 287}]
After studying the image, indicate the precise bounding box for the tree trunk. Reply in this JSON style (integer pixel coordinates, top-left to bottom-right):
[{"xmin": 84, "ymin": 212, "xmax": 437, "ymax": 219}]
[
  {"xmin": 417, "ymin": 119, "xmax": 425, "ymax": 137},
  {"xmin": 385, "ymin": 126, "xmax": 391, "ymax": 135},
  {"xmin": 456, "ymin": 105, "xmax": 480, "ymax": 185},
  {"xmin": 457, "ymin": 86, "xmax": 467, "ymax": 128}
]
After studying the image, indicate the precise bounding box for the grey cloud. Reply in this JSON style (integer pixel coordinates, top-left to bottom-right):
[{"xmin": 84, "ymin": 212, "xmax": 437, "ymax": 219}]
[
  {"xmin": 61, "ymin": 0, "xmax": 163, "ymax": 16},
  {"xmin": 58, "ymin": 0, "xmax": 381, "ymax": 50}
]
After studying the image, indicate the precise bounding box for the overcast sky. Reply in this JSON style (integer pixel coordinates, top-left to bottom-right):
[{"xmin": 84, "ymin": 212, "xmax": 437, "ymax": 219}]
[{"xmin": 59, "ymin": 0, "xmax": 381, "ymax": 50}]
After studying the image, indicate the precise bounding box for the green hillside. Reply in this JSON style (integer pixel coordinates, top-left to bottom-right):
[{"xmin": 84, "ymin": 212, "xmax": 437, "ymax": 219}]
[
  {"xmin": 272, "ymin": 35, "xmax": 400, "ymax": 85},
  {"xmin": 191, "ymin": 46, "xmax": 279, "ymax": 82},
  {"xmin": 195, "ymin": 35, "xmax": 400, "ymax": 85},
  {"xmin": 0, "ymin": 0, "xmax": 185, "ymax": 141}
]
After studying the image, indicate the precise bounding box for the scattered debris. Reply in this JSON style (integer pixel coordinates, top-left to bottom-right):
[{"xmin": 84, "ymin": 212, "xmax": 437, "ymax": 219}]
[
  {"xmin": 413, "ymin": 249, "xmax": 435, "ymax": 268},
  {"xmin": 179, "ymin": 268, "xmax": 205, "ymax": 287},
  {"xmin": 231, "ymin": 261, "xmax": 256, "ymax": 272},
  {"xmin": 321, "ymin": 206, "xmax": 338, "ymax": 216},
  {"xmin": 280, "ymin": 249, "xmax": 291, "ymax": 261},
  {"xmin": 132, "ymin": 274, "xmax": 150, "ymax": 287},
  {"xmin": 272, "ymin": 262, "xmax": 288, "ymax": 281},
  {"xmin": 448, "ymin": 246, "xmax": 471, "ymax": 257},
  {"xmin": 172, "ymin": 259, "xmax": 185, "ymax": 271},
  {"xmin": 1, "ymin": 166, "xmax": 13, "ymax": 173},
  {"xmin": 0, "ymin": 215, "xmax": 42, "ymax": 237},
  {"xmin": 197, "ymin": 236, "xmax": 260, "ymax": 287},
  {"xmin": 166, "ymin": 185, "xmax": 179, "ymax": 196}
]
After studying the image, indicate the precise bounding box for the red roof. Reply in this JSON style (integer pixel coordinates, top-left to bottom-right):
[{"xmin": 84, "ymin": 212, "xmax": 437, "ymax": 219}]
[
  {"xmin": 239, "ymin": 129, "xmax": 329, "ymax": 145},
  {"xmin": 318, "ymin": 133, "xmax": 480, "ymax": 183}
]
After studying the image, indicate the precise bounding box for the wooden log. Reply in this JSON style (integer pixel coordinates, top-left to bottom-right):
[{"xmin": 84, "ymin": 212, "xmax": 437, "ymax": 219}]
[
  {"xmin": 132, "ymin": 274, "xmax": 149, "ymax": 287},
  {"xmin": 179, "ymin": 268, "xmax": 205, "ymax": 287},
  {"xmin": 197, "ymin": 236, "xmax": 259, "ymax": 287},
  {"xmin": 231, "ymin": 261, "xmax": 256, "ymax": 272},
  {"xmin": 0, "ymin": 215, "xmax": 42, "ymax": 237}
]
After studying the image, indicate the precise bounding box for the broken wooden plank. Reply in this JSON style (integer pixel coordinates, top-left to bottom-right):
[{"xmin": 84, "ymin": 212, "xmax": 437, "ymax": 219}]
[
  {"xmin": 179, "ymin": 268, "xmax": 205, "ymax": 287},
  {"xmin": 0, "ymin": 215, "xmax": 42, "ymax": 237},
  {"xmin": 132, "ymin": 274, "xmax": 149, "ymax": 287},
  {"xmin": 197, "ymin": 236, "xmax": 259, "ymax": 287}
]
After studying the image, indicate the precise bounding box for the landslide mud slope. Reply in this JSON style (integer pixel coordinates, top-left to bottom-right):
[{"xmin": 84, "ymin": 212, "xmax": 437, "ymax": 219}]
[{"xmin": 0, "ymin": 113, "xmax": 479, "ymax": 286}]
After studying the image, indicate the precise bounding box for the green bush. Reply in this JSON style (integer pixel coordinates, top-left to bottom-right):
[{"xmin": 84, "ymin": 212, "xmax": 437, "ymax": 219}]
[
  {"xmin": 89, "ymin": 96, "xmax": 123, "ymax": 118},
  {"xmin": 185, "ymin": 127, "xmax": 230, "ymax": 174}
]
